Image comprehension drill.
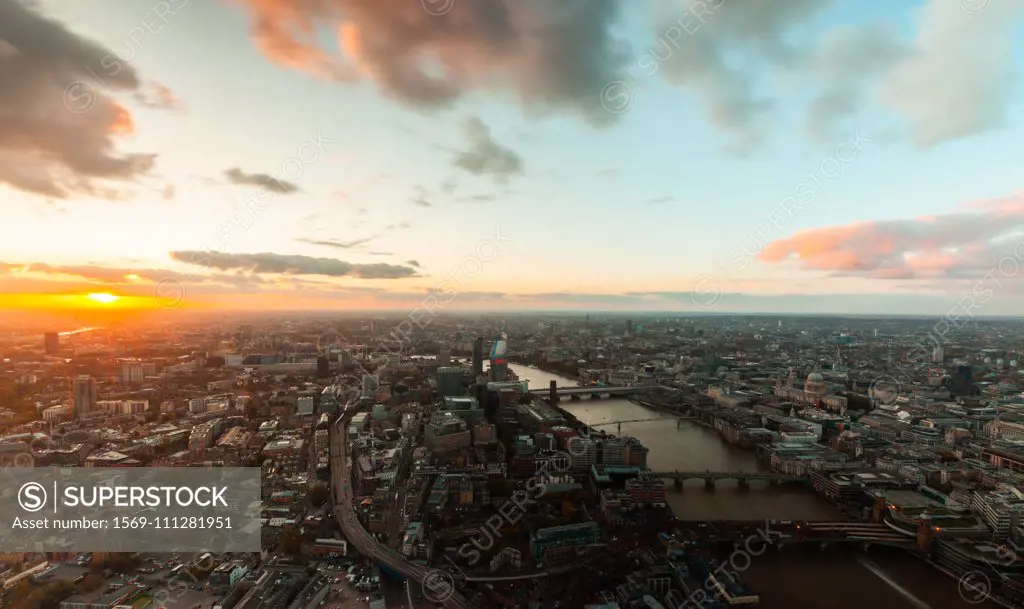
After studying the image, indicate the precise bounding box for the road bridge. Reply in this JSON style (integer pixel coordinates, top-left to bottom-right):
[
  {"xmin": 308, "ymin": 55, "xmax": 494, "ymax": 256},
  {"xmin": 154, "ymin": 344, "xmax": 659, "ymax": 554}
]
[
  {"xmin": 681, "ymin": 521, "xmax": 915, "ymax": 549},
  {"xmin": 646, "ymin": 470, "xmax": 807, "ymax": 489},
  {"xmin": 528, "ymin": 385, "xmax": 643, "ymax": 400}
]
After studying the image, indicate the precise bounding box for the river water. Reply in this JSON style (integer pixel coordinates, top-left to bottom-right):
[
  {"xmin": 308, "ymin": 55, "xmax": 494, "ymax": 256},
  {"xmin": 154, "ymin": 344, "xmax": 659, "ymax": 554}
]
[{"xmin": 510, "ymin": 365, "xmax": 998, "ymax": 609}]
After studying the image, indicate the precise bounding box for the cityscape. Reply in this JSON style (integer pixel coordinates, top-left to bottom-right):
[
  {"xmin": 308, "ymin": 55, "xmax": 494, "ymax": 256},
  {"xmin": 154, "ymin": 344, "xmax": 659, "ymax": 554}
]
[
  {"xmin": 3, "ymin": 315, "xmax": 1024, "ymax": 608},
  {"xmin": 3, "ymin": 0, "xmax": 1024, "ymax": 608}
]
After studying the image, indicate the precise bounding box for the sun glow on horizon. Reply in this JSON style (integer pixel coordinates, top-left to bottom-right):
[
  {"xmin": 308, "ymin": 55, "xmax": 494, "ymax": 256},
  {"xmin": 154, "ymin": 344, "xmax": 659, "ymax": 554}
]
[{"xmin": 86, "ymin": 292, "xmax": 119, "ymax": 304}]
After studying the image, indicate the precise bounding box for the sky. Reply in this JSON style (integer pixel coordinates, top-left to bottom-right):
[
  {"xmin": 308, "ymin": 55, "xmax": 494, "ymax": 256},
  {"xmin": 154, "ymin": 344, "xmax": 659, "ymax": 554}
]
[{"xmin": 1, "ymin": 0, "xmax": 1023, "ymax": 315}]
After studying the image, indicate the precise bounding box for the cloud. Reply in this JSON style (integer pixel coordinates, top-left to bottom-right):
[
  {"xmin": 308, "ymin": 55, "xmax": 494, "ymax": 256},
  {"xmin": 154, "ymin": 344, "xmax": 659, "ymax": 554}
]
[
  {"xmin": 0, "ymin": 0, "xmax": 157, "ymax": 198},
  {"xmin": 651, "ymin": 0, "xmax": 1020, "ymax": 149},
  {"xmin": 412, "ymin": 185, "xmax": 431, "ymax": 206},
  {"xmin": 876, "ymin": 0, "xmax": 1024, "ymax": 147},
  {"xmin": 169, "ymin": 251, "xmax": 418, "ymax": 279},
  {"xmin": 224, "ymin": 167, "xmax": 300, "ymax": 194},
  {"xmin": 652, "ymin": 0, "xmax": 830, "ymax": 148},
  {"xmin": 134, "ymin": 81, "xmax": 185, "ymax": 111},
  {"xmin": 453, "ymin": 116, "xmax": 523, "ymax": 183},
  {"xmin": 406, "ymin": 260, "xmax": 420, "ymax": 267},
  {"xmin": 647, "ymin": 196, "xmax": 674, "ymax": 205},
  {"xmin": 298, "ymin": 237, "xmax": 375, "ymax": 249},
  {"xmin": 1, "ymin": 261, "xmax": 267, "ymax": 290},
  {"xmin": 4, "ymin": 261, "xmax": 1009, "ymax": 314},
  {"xmin": 232, "ymin": 0, "xmax": 629, "ymax": 126},
  {"xmin": 804, "ymin": 23, "xmax": 905, "ymax": 142},
  {"xmin": 758, "ymin": 193, "xmax": 1024, "ymax": 280},
  {"xmin": 460, "ymin": 194, "xmax": 496, "ymax": 203}
]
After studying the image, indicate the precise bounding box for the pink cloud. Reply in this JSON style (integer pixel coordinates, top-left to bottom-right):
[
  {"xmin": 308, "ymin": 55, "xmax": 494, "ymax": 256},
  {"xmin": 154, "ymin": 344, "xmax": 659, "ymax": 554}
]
[{"xmin": 758, "ymin": 192, "xmax": 1024, "ymax": 280}]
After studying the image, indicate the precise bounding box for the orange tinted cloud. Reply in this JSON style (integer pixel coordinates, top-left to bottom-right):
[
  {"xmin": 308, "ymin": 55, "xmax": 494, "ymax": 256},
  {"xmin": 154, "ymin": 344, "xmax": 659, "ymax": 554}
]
[
  {"xmin": 107, "ymin": 103, "xmax": 135, "ymax": 134},
  {"xmin": 758, "ymin": 193, "xmax": 1024, "ymax": 279},
  {"xmin": 232, "ymin": 0, "xmax": 629, "ymax": 125},
  {"xmin": 0, "ymin": 0, "xmax": 158, "ymax": 198}
]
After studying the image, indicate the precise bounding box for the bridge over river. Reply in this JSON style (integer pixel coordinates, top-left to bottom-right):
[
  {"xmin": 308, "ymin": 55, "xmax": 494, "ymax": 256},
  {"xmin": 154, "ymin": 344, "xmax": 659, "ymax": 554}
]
[
  {"xmin": 646, "ymin": 470, "xmax": 808, "ymax": 489},
  {"xmin": 528, "ymin": 385, "xmax": 643, "ymax": 399},
  {"xmin": 681, "ymin": 521, "xmax": 917, "ymax": 550}
]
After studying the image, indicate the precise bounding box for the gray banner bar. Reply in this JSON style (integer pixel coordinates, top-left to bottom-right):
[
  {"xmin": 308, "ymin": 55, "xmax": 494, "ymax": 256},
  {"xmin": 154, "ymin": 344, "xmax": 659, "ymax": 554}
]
[{"xmin": 0, "ymin": 468, "xmax": 261, "ymax": 552}]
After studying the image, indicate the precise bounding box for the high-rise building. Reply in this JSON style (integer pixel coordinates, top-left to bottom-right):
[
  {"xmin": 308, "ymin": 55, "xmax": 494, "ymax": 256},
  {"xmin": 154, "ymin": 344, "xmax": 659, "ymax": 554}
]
[
  {"xmin": 472, "ymin": 337, "xmax": 485, "ymax": 377},
  {"xmin": 44, "ymin": 332, "xmax": 59, "ymax": 355},
  {"xmin": 952, "ymin": 365, "xmax": 974, "ymax": 396},
  {"xmin": 316, "ymin": 356, "xmax": 330, "ymax": 378},
  {"xmin": 489, "ymin": 334, "xmax": 508, "ymax": 382},
  {"xmin": 121, "ymin": 362, "xmax": 144, "ymax": 384},
  {"xmin": 625, "ymin": 320, "xmax": 633, "ymax": 337},
  {"xmin": 437, "ymin": 349, "xmax": 451, "ymax": 366},
  {"xmin": 436, "ymin": 366, "xmax": 465, "ymax": 398},
  {"xmin": 73, "ymin": 375, "xmax": 97, "ymax": 419}
]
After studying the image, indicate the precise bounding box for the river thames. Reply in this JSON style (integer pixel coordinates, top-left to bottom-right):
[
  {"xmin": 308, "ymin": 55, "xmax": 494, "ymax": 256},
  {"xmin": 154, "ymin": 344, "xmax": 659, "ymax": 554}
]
[{"xmin": 509, "ymin": 364, "xmax": 999, "ymax": 609}]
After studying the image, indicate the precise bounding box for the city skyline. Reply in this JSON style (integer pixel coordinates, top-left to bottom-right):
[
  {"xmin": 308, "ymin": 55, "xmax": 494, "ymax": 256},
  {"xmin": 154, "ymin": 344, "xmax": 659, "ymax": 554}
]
[{"xmin": 2, "ymin": 0, "xmax": 1024, "ymax": 314}]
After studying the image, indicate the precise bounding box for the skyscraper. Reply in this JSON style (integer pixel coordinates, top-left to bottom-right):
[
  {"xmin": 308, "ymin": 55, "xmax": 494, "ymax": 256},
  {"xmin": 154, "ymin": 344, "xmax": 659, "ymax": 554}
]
[
  {"xmin": 44, "ymin": 332, "xmax": 59, "ymax": 355},
  {"xmin": 437, "ymin": 366, "xmax": 465, "ymax": 398},
  {"xmin": 317, "ymin": 356, "xmax": 330, "ymax": 378},
  {"xmin": 489, "ymin": 334, "xmax": 508, "ymax": 382},
  {"xmin": 73, "ymin": 375, "xmax": 96, "ymax": 419},
  {"xmin": 472, "ymin": 337, "xmax": 485, "ymax": 377}
]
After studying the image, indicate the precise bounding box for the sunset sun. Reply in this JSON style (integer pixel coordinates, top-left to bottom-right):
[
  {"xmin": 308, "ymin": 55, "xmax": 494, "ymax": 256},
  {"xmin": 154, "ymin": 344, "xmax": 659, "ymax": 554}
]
[{"xmin": 86, "ymin": 292, "xmax": 119, "ymax": 304}]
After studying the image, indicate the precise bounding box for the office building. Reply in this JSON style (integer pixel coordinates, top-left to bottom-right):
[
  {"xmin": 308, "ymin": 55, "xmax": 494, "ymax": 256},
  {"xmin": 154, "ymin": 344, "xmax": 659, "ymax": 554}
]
[
  {"xmin": 437, "ymin": 349, "xmax": 451, "ymax": 366},
  {"xmin": 530, "ymin": 522, "xmax": 601, "ymax": 561},
  {"xmin": 600, "ymin": 436, "xmax": 649, "ymax": 468},
  {"xmin": 317, "ymin": 356, "xmax": 330, "ymax": 378},
  {"xmin": 471, "ymin": 422, "xmax": 497, "ymax": 445},
  {"xmin": 625, "ymin": 476, "xmax": 667, "ymax": 507},
  {"xmin": 424, "ymin": 412, "xmax": 471, "ymax": 453},
  {"xmin": 442, "ymin": 396, "xmax": 484, "ymax": 422},
  {"xmin": 472, "ymin": 337, "xmax": 485, "ymax": 377},
  {"xmin": 436, "ymin": 366, "xmax": 465, "ymax": 398},
  {"xmin": 489, "ymin": 334, "xmax": 508, "ymax": 382},
  {"xmin": 73, "ymin": 375, "xmax": 96, "ymax": 419},
  {"xmin": 297, "ymin": 396, "xmax": 315, "ymax": 415},
  {"xmin": 44, "ymin": 332, "xmax": 59, "ymax": 355},
  {"xmin": 952, "ymin": 365, "xmax": 974, "ymax": 395}
]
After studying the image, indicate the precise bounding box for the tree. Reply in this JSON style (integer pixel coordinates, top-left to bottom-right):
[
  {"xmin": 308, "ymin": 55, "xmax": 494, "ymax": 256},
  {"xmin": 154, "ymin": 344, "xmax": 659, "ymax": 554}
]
[
  {"xmin": 3, "ymin": 579, "xmax": 75, "ymax": 609},
  {"xmin": 307, "ymin": 483, "xmax": 329, "ymax": 508},
  {"xmin": 33, "ymin": 581, "xmax": 75, "ymax": 609},
  {"xmin": 78, "ymin": 572, "xmax": 104, "ymax": 593},
  {"xmin": 101, "ymin": 553, "xmax": 140, "ymax": 574}
]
